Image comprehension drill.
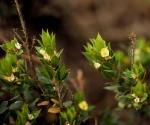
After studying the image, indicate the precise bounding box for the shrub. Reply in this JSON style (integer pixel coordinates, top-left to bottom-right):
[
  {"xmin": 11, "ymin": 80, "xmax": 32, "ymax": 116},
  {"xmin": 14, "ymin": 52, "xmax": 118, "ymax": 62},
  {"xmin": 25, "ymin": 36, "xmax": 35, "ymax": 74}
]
[
  {"xmin": 1, "ymin": 0, "xmax": 150, "ymax": 124},
  {"xmin": 0, "ymin": 30, "xmax": 92, "ymax": 125},
  {"xmin": 84, "ymin": 33, "xmax": 150, "ymax": 113}
]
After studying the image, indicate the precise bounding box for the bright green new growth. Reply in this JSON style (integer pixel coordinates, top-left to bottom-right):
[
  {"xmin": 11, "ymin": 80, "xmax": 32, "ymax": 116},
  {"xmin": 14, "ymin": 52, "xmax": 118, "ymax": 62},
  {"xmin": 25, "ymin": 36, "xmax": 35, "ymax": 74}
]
[
  {"xmin": 84, "ymin": 33, "xmax": 107, "ymax": 62},
  {"xmin": 36, "ymin": 30, "xmax": 68, "ymax": 94},
  {"xmin": 84, "ymin": 34, "xmax": 116, "ymax": 78}
]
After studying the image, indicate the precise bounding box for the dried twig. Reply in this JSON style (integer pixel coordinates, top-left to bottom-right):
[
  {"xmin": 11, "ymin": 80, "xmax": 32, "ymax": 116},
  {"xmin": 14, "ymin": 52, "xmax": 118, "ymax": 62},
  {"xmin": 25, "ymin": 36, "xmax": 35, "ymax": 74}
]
[
  {"xmin": 13, "ymin": 29, "xmax": 25, "ymax": 47},
  {"xmin": 94, "ymin": 117, "xmax": 98, "ymax": 125},
  {"xmin": 31, "ymin": 36, "xmax": 37, "ymax": 51},
  {"xmin": 69, "ymin": 69, "xmax": 86, "ymax": 91},
  {"xmin": 129, "ymin": 32, "xmax": 136, "ymax": 66},
  {"xmin": 14, "ymin": 0, "xmax": 28, "ymax": 43},
  {"xmin": 14, "ymin": 0, "xmax": 34, "ymax": 78},
  {"xmin": 51, "ymin": 80, "xmax": 63, "ymax": 108}
]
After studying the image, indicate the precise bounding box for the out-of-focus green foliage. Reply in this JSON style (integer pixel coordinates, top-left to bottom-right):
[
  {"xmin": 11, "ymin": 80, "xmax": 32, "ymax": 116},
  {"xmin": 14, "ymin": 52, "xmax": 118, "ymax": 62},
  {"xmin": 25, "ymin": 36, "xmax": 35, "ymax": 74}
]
[
  {"xmin": 115, "ymin": 38, "xmax": 150, "ymax": 67},
  {"xmin": 99, "ymin": 110, "xmax": 128, "ymax": 125},
  {"xmin": 16, "ymin": 104, "xmax": 40, "ymax": 125},
  {"xmin": 134, "ymin": 38, "xmax": 150, "ymax": 65}
]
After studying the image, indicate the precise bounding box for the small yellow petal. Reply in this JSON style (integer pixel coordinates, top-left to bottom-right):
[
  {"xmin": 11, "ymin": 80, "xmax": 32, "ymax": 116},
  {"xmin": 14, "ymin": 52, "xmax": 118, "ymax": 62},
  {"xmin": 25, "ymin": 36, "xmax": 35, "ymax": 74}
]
[
  {"xmin": 78, "ymin": 101, "xmax": 88, "ymax": 111},
  {"xmin": 39, "ymin": 49, "xmax": 46, "ymax": 55},
  {"xmin": 43, "ymin": 53, "xmax": 51, "ymax": 61},
  {"xmin": 39, "ymin": 49, "xmax": 51, "ymax": 61},
  {"xmin": 100, "ymin": 47, "xmax": 109, "ymax": 58},
  {"xmin": 12, "ymin": 67, "xmax": 18, "ymax": 73},
  {"xmin": 131, "ymin": 94, "xmax": 136, "ymax": 97}
]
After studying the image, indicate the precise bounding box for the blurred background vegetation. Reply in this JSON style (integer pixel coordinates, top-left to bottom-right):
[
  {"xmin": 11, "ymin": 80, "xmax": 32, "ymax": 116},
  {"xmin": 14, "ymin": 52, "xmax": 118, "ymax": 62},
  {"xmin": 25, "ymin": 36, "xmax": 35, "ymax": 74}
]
[{"xmin": 1, "ymin": 0, "xmax": 150, "ymax": 124}]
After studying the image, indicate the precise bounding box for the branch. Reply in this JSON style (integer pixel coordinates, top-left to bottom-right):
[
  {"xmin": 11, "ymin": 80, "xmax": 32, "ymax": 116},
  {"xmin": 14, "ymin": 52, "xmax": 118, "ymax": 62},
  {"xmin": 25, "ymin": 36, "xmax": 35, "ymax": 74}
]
[{"xmin": 14, "ymin": 0, "xmax": 28, "ymax": 44}]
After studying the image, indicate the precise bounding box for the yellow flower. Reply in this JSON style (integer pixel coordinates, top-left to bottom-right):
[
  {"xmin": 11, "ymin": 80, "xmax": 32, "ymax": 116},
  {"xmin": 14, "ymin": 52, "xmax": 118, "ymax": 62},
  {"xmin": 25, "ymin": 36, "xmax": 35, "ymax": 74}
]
[
  {"xmin": 12, "ymin": 67, "xmax": 18, "ymax": 73},
  {"xmin": 39, "ymin": 49, "xmax": 46, "ymax": 55},
  {"xmin": 39, "ymin": 49, "xmax": 51, "ymax": 61},
  {"xmin": 131, "ymin": 93, "xmax": 136, "ymax": 97},
  {"xmin": 43, "ymin": 53, "xmax": 51, "ymax": 61},
  {"xmin": 78, "ymin": 100, "xmax": 88, "ymax": 111},
  {"xmin": 100, "ymin": 47, "xmax": 109, "ymax": 58},
  {"xmin": 4, "ymin": 74, "xmax": 15, "ymax": 82}
]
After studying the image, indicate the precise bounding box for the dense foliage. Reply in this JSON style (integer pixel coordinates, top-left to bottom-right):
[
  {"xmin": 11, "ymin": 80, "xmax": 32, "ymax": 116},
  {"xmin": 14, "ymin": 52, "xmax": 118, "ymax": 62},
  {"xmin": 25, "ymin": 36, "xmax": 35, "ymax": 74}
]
[
  {"xmin": 1, "ymin": 29, "xmax": 150, "ymax": 125},
  {"xmin": 84, "ymin": 34, "xmax": 150, "ymax": 114},
  {"xmin": 0, "ymin": 30, "xmax": 91, "ymax": 125}
]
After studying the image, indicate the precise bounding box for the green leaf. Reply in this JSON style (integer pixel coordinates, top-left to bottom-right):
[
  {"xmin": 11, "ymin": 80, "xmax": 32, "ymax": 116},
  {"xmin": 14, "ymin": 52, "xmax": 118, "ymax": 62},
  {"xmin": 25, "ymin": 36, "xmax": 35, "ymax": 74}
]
[
  {"xmin": 1, "ymin": 38, "xmax": 17, "ymax": 52},
  {"xmin": 63, "ymin": 101, "xmax": 73, "ymax": 108},
  {"xmin": 67, "ymin": 107, "xmax": 76, "ymax": 123},
  {"xmin": 16, "ymin": 104, "xmax": 30, "ymax": 125},
  {"xmin": 36, "ymin": 66, "xmax": 53, "ymax": 83},
  {"xmin": 9, "ymin": 101, "xmax": 23, "ymax": 110},
  {"xmin": 114, "ymin": 50, "xmax": 126, "ymax": 62},
  {"xmin": 51, "ymin": 56, "xmax": 60, "ymax": 68},
  {"xmin": 133, "ymin": 81, "xmax": 148, "ymax": 97},
  {"xmin": 103, "ymin": 69, "xmax": 117, "ymax": 78},
  {"xmin": 73, "ymin": 91, "xmax": 85, "ymax": 103},
  {"xmin": 0, "ymin": 101, "xmax": 8, "ymax": 114},
  {"xmin": 104, "ymin": 85, "xmax": 118, "ymax": 93},
  {"xmin": 60, "ymin": 112, "xmax": 69, "ymax": 125},
  {"xmin": 0, "ymin": 54, "xmax": 17, "ymax": 75},
  {"xmin": 123, "ymin": 69, "xmax": 133, "ymax": 79},
  {"xmin": 133, "ymin": 64, "xmax": 145, "ymax": 80},
  {"xmin": 56, "ymin": 65, "xmax": 68, "ymax": 81},
  {"xmin": 60, "ymin": 112, "xmax": 67, "ymax": 120},
  {"xmin": 32, "ymin": 110, "xmax": 41, "ymax": 119},
  {"xmin": 94, "ymin": 33, "xmax": 106, "ymax": 50},
  {"xmin": 83, "ymin": 33, "xmax": 108, "ymax": 64},
  {"xmin": 40, "ymin": 30, "xmax": 56, "ymax": 55}
]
